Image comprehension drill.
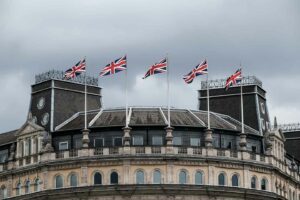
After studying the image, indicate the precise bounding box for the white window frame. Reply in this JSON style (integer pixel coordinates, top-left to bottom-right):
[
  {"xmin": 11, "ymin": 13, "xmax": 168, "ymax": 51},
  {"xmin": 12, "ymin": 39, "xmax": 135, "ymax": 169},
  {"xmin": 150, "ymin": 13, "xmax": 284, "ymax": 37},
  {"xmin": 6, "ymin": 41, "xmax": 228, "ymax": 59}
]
[
  {"xmin": 190, "ymin": 137, "xmax": 201, "ymax": 147},
  {"xmin": 133, "ymin": 135, "xmax": 144, "ymax": 146},
  {"xmin": 152, "ymin": 136, "xmax": 163, "ymax": 146}
]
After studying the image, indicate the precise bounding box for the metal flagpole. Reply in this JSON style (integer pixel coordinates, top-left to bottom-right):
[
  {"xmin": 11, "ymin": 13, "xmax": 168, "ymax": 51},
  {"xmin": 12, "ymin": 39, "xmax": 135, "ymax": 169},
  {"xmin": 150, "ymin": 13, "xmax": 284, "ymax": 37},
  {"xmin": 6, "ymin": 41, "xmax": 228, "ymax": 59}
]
[
  {"xmin": 125, "ymin": 55, "xmax": 128, "ymax": 128},
  {"xmin": 167, "ymin": 55, "xmax": 170, "ymax": 128},
  {"xmin": 240, "ymin": 68, "xmax": 244, "ymax": 134},
  {"xmin": 84, "ymin": 57, "xmax": 87, "ymax": 130},
  {"xmin": 206, "ymin": 63, "xmax": 210, "ymax": 130}
]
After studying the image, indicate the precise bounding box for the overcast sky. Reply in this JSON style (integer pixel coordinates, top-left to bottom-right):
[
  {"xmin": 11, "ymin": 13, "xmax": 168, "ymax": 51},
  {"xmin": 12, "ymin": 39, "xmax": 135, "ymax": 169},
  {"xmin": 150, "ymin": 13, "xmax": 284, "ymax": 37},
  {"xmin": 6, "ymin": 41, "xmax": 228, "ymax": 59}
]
[{"xmin": 0, "ymin": 0, "xmax": 299, "ymax": 133}]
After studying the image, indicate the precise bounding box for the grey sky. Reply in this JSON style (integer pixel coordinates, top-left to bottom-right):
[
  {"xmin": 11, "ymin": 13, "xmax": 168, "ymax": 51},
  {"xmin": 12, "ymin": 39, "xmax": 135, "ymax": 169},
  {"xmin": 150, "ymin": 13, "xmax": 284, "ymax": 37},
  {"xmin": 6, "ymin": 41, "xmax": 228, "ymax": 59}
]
[{"xmin": 0, "ymin": 0, "xmax": 299, "ymax": 133}]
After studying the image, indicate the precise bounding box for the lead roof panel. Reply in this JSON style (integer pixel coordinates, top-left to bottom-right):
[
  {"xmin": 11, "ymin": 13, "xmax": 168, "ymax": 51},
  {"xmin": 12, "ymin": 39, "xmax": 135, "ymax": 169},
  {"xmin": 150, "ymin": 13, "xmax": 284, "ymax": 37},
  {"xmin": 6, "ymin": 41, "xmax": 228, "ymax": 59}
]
[{"xmin": 129, "ymin": 108, "xmax": 166, "ymax": 126}]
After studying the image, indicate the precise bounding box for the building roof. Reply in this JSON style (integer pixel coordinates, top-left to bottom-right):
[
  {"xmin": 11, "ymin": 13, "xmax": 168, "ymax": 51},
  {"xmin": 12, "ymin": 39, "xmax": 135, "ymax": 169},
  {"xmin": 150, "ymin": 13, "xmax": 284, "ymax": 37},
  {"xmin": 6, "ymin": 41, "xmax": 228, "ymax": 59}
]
[
  {"xmin": 55, "ymin": 107, "xmax": 260, "ymax": 135},
  {"xmin": 0, "ymin": 130, "xmax": 17, "ymax": 146}
]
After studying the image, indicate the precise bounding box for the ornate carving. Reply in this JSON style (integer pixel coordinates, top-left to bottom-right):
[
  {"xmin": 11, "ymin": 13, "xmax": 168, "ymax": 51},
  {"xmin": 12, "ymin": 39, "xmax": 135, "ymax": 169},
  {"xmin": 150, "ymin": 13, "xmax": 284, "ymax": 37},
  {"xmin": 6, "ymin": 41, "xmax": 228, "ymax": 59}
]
[{"xmin": 42, "ymin": 132, "xmax": 54, "ymax": 152}]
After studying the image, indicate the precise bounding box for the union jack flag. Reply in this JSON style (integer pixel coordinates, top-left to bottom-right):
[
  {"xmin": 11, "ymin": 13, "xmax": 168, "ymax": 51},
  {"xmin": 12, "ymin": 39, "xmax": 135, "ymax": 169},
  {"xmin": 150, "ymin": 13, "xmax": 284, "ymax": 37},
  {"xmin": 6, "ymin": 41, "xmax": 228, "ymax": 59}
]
[
  {"xmin": 99, "ymin": 55, "xmax": 127, "ymax": 76},
  {"xmin": 64, "ymin": 58, "xmax": 86, "ymax": 79},
  {"xmin": 183, "ymin": 60, "xmax": 208, "ymax": 84},
  {"xmin": 225, "ymin": 68, "xmax": 242, "ymax": 90},
  {"xmin": 142, "ymin": 58, "xmax": 167, "ymax": 79}
]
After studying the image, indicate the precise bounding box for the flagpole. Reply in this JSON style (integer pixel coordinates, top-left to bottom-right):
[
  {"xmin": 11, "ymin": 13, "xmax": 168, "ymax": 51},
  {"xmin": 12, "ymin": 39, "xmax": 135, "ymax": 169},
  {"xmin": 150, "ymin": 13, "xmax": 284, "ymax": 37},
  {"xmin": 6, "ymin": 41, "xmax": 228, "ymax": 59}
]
[
  {"xmin": 84, "ymin": 57, "xmax": 87, "ymax": 130},
  {"xmin": 167, "ymin": 55, "xmax": 170, "ymax": 128},
  {"xmin": 206, "ymin": 62, "xmax": 210, "ymax": 130},
  {"xmin": 240, "ymin": 67, "xmax": 244, "ymax": 134},
  {"xmin": 125, "ymin": 55, "xmax": 128, "ymax": 128}
]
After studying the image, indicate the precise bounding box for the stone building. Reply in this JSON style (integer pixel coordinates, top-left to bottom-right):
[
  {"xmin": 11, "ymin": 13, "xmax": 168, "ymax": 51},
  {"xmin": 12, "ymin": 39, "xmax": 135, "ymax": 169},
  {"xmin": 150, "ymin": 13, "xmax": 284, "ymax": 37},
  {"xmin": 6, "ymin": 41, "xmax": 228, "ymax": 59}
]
[{"xmin": 0, "ymin": 71, "xmax": 299, "ymax": 200}]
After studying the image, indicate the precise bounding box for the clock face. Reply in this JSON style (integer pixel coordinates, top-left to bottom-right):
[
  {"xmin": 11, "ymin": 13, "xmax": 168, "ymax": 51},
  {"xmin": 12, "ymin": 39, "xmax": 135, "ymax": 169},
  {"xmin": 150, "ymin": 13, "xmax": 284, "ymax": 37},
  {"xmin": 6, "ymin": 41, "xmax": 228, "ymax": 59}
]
[
  {"xmin": 41, "ymin": 113, "xmax": 49, "ymax": 126},
  {"xmin": 260, "ymin": 102, "xmax": 266, "ymax": 115},
  {"xmin": 37, "ymin": 97, "xmax": 45, "ymax": 110}
]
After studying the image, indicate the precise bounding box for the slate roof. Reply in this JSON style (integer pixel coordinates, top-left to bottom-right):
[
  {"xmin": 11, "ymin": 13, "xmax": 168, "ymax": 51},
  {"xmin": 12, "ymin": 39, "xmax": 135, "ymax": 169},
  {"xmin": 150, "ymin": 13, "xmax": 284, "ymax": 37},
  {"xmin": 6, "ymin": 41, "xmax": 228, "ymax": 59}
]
[
  {"xmin": 55, "ymin": 107, "xmax": 260, "ymax": 135},
  {"xmin": 0, "ymin": 130, "xmax": 17, "ymax": 146}
]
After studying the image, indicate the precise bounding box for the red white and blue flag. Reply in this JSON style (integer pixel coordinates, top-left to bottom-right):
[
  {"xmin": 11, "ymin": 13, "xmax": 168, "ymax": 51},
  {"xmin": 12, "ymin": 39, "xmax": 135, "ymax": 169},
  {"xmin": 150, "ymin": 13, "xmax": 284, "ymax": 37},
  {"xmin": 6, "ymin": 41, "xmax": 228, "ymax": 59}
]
[
  {"xmin": 183, "ymin": 60, "xmax": 208, "ymax": 84},
  {"xmin": 64, "ymin": 58, "xmax": 86, "ymax": 79},
  {"xmin": 142, "ymin": 58, "xmax": 167, "ymax": 79},
  {"xmin": 225, "ymin": 68, "xmax": 242, "ymax": 90},
  {"xmin": 99, "ymin": 55, "xmax": 127, "ymax": 76}
]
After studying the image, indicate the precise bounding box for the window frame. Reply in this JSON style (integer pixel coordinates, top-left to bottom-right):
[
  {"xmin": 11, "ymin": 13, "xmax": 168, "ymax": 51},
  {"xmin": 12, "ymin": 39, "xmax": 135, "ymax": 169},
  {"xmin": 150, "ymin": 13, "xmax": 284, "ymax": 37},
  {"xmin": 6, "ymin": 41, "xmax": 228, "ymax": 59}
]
[{"xmin": 59, "ymin": 141, "xmax": 69, "ymax": 151}]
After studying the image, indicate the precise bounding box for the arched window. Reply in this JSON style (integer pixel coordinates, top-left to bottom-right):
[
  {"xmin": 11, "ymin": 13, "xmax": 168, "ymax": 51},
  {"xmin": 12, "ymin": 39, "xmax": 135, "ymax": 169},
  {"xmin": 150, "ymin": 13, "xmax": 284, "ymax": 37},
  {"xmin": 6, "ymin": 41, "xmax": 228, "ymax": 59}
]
[
  {"xmin": 153, "ymin": 170, "xmax": 161, "ymax": 184},
  {"xmin": 110, "ymin": 172, "xmax": 118, "ymax": 184},
  {"xmin": 136, "ymin": 170, "xmax": 145, "ymax": 184},
  {"xmin": 25, "ymin": 180, "xmax": 30, "ymax": 194},
  {"xmin": 55, "ymin": 175, "xmax": 63, "ymax": 188},
  {"xmin": 34, "ymin": 178, "xmax": 40, "ymax": 192},
  {"xmin": 251, "ymin": 176, "xmax": 257, "ymax": 189},
  {"xmin": 16, "ymin": 182, "xmax": 21, "ymax": 196},
  {"xmin": 195, "ymin": 171, "xmax": 203, "ymax": 185},
  {"xmin": 218, "ymin": 173, "xmax": 226, "ymax": 186},
  {"xmin": 261, "ymin": 178, "xmax": 267, "ymax": 190},
  {"xmin": 1, "ymin": 185, "xmax": 7, "ymax": 199},
  {"xmin": 94, "ymin": 172, "xmax": 102, "ymax": 185},
  {"xmin": 70, "ymin": 174, "xmax": 78, "ymax": 187},
  {"xmin": 179, "ymin": 170, "xmax": 187, "ymax": 184},
  {"xmin": 231, "ymin": 174, "xmax": 239, "ymax": 187}
]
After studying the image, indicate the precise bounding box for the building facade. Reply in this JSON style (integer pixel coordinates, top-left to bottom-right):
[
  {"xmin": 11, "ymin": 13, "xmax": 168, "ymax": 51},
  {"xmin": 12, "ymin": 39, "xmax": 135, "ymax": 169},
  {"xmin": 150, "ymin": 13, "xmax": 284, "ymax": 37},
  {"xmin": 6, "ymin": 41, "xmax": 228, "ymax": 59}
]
[{"xmin": 0, "ymin": 71, "xmax": 299, "ymax": 200}]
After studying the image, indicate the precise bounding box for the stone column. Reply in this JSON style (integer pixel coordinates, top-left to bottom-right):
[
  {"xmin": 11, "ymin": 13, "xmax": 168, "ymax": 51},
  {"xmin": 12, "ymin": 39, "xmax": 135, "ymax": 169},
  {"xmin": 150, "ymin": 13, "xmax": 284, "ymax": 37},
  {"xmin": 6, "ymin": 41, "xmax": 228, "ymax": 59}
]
[
  {"xmin": 165, "ymin": 127, "xmax": 174, "ymax": 154},
  {"xmin": 81, "ymin": 166, "xmax": 88, "ymax": 186},
  {"xmin": 204, "ymin": 129, "xmax": 213, "ymax": 148},
  {"xmin": 81, "ymin": 129, "xmax": 90, "ymax": 148},
  {"xmin": 16, "ymin": 140, "xmax": 20, "ymax": 158},
  {"xmin": 122, "ymin": 127, "xmax": 131, "ymax": 155},
  {"xmin": 239, "ymin": 132, "xmax": 247, "ymax": 151}
]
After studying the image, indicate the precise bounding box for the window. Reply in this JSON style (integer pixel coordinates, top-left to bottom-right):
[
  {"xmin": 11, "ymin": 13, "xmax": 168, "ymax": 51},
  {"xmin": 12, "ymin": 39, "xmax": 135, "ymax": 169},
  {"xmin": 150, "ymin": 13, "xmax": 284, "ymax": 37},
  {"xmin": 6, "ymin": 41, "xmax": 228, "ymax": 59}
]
[
  {"xmin": 133, "ymin": 136, "xmax": 143, "ymax": 146},
  {"xmin": 152, "ymin": 136, "xmax": 163, "ymax": 146},
  {"xmin": 16, "ymin": 182, "xmax": 21, "ymax": 196},
  {"xmin": 195, "ymin": 171, "xmax": 203, "ymax": 185},
  {"xmin": 261, "ymin": 178, "xmax": 267, "ymax": 190},
  {"xmin": 251, "ymin": 176, "xmax": 257, "ymax": 189},
  {"xmin": 0, "ymin": 150, "xmax": 8, "ymax": 163},
  {"xmin": 173, "ymin": 137, "xmax": 182, "ymax": 146},
  {"xmin": 70, "ymin": 174, "xmax": 78, "ymax": 187},
  {"xmin": 75, "ymin": 139, "xmax": 82, "ymax": 149},
  {"xmin": 34, "ymin": 178, "xmax": 40, "ymax": 192},
  {"xmin": 94, "ymin": 172, "xmax": 102, "ymax": 185},
  {"xmin": 94, "ymin": 138, "xmax": 104, "ymax": 147},
  {"xmin": 25, "ymin": 139, "xmax": 31, "ymax": 156},
  {"xmin": 59, "ymin": 142, "xmax": 68, "ymax": 150},
  {"xmin": 55, "ymin": 175, "xmax": 63, "ymax": 188},
  {"xmin": 232, "ymin": 174, "xmax": 239, "ymax": 187},
  {"xmin": 1, "ymin": 186, "xmax": 7, "ymax": 199},
  {"xmin": 110, "ymin": 172, "xmax": 118, "ymax": 184},
  {"xmin": 179, "ymin": 170, "xmax": 187, "ymax": 184},
  {"xmin": 190, "ymin": 138, "xmax": 201, "ymax": 147},
  {"xmin": 113, "ymin": 137, "xmax": 123, "ymax": 147},
  {"xmin": 153, "ymin": 170, "xmax": 161, "ymax": 184},
  {"xmin": 136, "ymin": 170, "xmax": 144, "ymax": 184},
  {"xmin": 218, "ymin": 173, "xmax": 225, "ymax": 186},
  {"xmin": 25, "ymin": 180, "xmax": 30, "ymax": 194}
]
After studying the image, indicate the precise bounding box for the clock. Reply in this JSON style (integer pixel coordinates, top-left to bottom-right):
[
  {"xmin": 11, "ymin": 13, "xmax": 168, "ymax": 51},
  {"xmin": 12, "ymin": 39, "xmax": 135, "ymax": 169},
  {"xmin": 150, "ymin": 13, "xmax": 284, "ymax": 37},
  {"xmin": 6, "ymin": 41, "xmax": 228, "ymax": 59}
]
[
  {"xmin": 260, "ymin": 102, "xmax": 266, "ymax": 115},
  {"xmin": 41, "ymin": 113, "xmax": 49, "ymax": 126},
  {"xmin": 37, "ymin": 97, "xmax": 45, "ymax": 110},
  {"xmin": 32, "ymin": 116, "xmax": 37, "ymax": 124}
]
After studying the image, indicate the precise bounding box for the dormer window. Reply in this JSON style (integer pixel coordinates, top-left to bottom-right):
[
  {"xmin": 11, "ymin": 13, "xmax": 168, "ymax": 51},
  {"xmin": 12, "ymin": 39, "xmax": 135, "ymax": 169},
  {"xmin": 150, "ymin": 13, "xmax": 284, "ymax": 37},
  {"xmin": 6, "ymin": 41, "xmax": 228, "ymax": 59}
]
[{"xmin": 59, "ymin": 142, "xmax": 68, "ymax": 151}]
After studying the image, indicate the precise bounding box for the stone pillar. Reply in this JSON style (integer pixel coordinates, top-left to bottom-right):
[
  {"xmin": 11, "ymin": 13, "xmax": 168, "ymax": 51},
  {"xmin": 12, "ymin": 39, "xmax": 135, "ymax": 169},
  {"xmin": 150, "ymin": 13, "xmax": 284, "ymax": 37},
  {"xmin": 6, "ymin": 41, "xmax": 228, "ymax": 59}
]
[
  {"xmin": 166, "ymin": 161, "xmax": 174, "ymax": 184},
  {"xmin": 204, "ymin": 129, "xmax": 213, "ymax": 147},
  {"xmin": 239, "ymin": 132, "xmax": 247, "ymax": 151},
  {"xmin": 165, "ymin": 127, "xmax": 174, "ymax": 154},
  {"xmin": 123, "ymin": 160, "xmax": 131, "ymax": 184},
  {"xmin": 122, "ymin": 127, "xmax": 131, "ymax": 155},
  {"xmin": 81, "ymin": 166, "xmax": 88, "ymax": 186},
  {"xmin": 81, "ymin": 129, "xmax": 90, "ymax": 148},
  {"xmin": 16, "ymin": 140, "xmax": 20, "ymax": 158},
  {"xmin": 31, "ymin": 136, "xmax": 35, "ymax": 155}
]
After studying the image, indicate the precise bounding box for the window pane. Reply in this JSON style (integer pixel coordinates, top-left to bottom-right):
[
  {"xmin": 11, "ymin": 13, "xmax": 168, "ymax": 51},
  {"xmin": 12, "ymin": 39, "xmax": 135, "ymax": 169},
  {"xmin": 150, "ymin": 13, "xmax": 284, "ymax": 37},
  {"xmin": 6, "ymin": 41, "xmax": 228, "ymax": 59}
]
[
  {"xmin": 16, "ymin": 183, "xmax": 21, "ymax": 195},
  {"xmin": 136, "ymin": 171, "xmax": 144, "ymax": 184},
  {"xmin": 59, "ymin": 142, "xmax": 68, "ymax": 150},
  {"xmin": 56, "ymin": 176, "xmax": 63, "ymax": 188},
  {"xmin": 133, "ymin": 136, "xmax": 143, "ymax": 146},
  {"xmin": 0, "ymin": 150, "xmax": 8, "ymax": 163},
  {"xmin": 195, "ymin": 172, "xmax": 203, "ymax": 185},
  {"xmin": 232, "ymin": 174, "xmax": 239, "ymax": 187},
  {"xmin": 190, "ymin": 138, "xmax": 201, "ymax": 147},
  {"xmin": 152, "ymin": 136, "xmax": 163, "ymax": 146},
  {"xmin": 173, "ymin": 137, "xmax": 182, "ymax": 146},
  {"xmin": 75, "ymin": 139, "xmax": 82, "ymax": 149},
  {"xmin": 110, "ymin": 172, "xmax": 118, "ymax": 184},
  {"xmin": 70, "ymin": 174, "xmax": 77, "ymax": 187},
  {"xmin": 94, "ymin": 172, "xmax": 102, "ymax": 185},
  {"xmin": 179, "ymin": 171, "xmax": 187, "ymax": 184},
  {"xmin": 25, "ymin": 181, "xmax": 30, "ymax": 194},
  {"xmin": 261, "ymin": 179, "xmax": 267, "ymax": 190},
  {"xmin": 153, "ymin": 170, "xmax": 161, "ymax": 184},
  {"xmin": 114, "ymin": 138, "xmax": 123, "ymax": 147},
  {"xmin": 94, "ymin": 138, "xmax": 104, "ymax": 147},
  {"xmin": 218, "ymin": 173, "xmax": 225, "ymax": 186},
  {"xmin": 251, "ymin": 177, "xmax": 256, "ymax": 189}
]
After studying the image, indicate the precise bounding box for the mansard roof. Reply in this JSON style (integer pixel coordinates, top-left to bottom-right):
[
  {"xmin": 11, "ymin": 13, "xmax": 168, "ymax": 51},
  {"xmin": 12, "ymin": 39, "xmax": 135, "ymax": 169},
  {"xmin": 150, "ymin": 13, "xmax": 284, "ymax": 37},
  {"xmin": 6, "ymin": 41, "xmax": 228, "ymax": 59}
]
[
  {"xmin": 55, "ymin": 107, "xmax": 260, "ymax": 136},
  {"xmin": 0, "ymin": 130, "xmax": 17, "ymax": 146}
]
